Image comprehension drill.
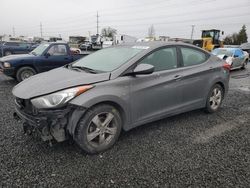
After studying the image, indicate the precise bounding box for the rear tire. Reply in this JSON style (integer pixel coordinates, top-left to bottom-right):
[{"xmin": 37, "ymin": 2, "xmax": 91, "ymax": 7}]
[
  {"xmin": 16, "ymin": 66, "xmax": 36, "ymax": 82},
  {"xmin": 205, "ymin": 84, "xmax": 224, "ymax": 113},
  {"xmin": 74, "ymin": 104, "xmax": 122, "ymax": 154}
]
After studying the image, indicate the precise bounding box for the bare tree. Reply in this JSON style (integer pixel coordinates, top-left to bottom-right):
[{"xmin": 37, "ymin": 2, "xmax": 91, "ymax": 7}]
[{"xmin": 101, "ymin": 27, "xmax": 117, "ymax": 38}]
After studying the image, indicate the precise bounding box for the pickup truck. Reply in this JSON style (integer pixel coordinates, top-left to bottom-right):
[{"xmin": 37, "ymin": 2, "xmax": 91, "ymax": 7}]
[{"xmin": 0, "ymin": 42, "xmax": 88, "ymax": 82}]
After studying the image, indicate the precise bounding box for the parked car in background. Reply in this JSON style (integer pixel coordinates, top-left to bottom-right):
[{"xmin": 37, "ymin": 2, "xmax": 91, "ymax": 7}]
[
  {"xmin": 240, "ymin": 43, "xmax": 250, "ymax": 55},
  {"xmin": 0, "ymin": 42, "xmax": 87, "ymax": 82},
  {"xmin": 12, "ymin": 42, "xmax": 230, "ymax": 154},
  {"xmin": 102, "ymin": 41, "xmax": 113, "ymax": 48},
  {"xmin": 79, "ymin": 41, "xmax": 92, "ymax": 51},
  {"xmin": 212, "ymin": 48, "xmax": 249, "ymax": 70},
  {"xmin": 0, "ymin": 41, "xmax": 38, "ymax": 57}
]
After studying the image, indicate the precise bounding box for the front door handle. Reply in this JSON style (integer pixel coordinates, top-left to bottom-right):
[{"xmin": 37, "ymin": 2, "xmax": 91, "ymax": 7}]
[{"xmin": 174, "ymin": 75, "xmax": 182, "ymax": 81}]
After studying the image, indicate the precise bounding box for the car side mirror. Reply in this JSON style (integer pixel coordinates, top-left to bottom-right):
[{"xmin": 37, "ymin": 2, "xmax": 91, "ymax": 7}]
[
  {"xmin": 233, "ymin": 54, "xmax": 239, "ymax": 58},
  {"xmin": 133, "ymin": 64, "xmax": 154, "ymax": 75},
  {"xmin": 45, "ymin": 52, "xmax": 51, "ymax": 58}
]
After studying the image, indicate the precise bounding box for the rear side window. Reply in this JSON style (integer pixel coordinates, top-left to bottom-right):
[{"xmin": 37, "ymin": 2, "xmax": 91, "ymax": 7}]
[
  {"xmin": 139, "ymin": 47, "xmax": 177, "ymax": 71},
  {"xmin": 181, "ymin": 47, "xmax": 207, "ymax": 67}
]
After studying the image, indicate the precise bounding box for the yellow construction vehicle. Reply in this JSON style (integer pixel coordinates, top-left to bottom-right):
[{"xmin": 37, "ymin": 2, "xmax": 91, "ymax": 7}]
[{"xmin": 193, "ymin": 29, "xmax": 224, "ymax": 52}]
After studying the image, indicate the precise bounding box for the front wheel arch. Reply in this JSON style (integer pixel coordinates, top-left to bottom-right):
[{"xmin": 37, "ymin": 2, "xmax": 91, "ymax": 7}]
[
  {"xmin": 68, "ymin": 101, "xmax": 127, "ymax": 138},
  {"xmin": 74, "ymin": 103, "xmax": 123, "ymax": 154},
  {"xmin": 16, "ymin": 66, "xmax": 37, "ymax": 82}
]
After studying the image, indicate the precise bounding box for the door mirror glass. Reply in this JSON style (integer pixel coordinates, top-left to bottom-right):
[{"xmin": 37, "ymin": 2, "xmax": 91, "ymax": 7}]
[{"xmin": 133, "ymin": 64, "xmax": 154, "ymax": 75}]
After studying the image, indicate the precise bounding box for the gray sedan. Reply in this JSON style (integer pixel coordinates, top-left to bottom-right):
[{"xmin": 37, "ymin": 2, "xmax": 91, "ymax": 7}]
[{"xmin": 13, "ymin": 42, "xmax": 230, "ymax": 154}]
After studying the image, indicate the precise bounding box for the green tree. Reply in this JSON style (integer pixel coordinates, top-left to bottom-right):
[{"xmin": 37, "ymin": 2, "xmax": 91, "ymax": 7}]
[
  {"xmin": 238, "ymin": 25, "xmax": 248, "ymax": 44},
  {"xmin": 101, "ymin": 27, "xmax": 117, "ymax": 38},
  {"xmin": 223, "ymin": 25, "xmax": 248, "ymax": 45}
]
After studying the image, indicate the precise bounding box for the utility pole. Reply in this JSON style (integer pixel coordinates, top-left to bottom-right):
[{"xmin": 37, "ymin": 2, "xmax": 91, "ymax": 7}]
[
  {"xmin": 12, "ymin": 27, "xmax": 15, "ymax": 37},
  {"xmin": 96, "ymin": 11, "xmax": 99, "ymax": 35},
  {"xmin": 40, "ymin": 22, "xmax": 43, "ymax": 38},
  {"xmin": 191, "ymin": 25, "xmax": 195, "ymax": 40}
]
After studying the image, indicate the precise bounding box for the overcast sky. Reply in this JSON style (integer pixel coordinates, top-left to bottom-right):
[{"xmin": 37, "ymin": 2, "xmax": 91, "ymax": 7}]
[{"xmin": 0, "ymin": 0, "xmax": 249, "ymax": 41}]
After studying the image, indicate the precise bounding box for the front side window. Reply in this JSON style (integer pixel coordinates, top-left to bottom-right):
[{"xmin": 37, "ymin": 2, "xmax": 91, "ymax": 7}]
[
  {"xmin": 139, "ymin": 47, "xmax": 177, "ymax": 71},
  {"xmin": 181, "ymin": 47, "xmax": 207, "ymax": 67},
  {"xmin": 47, "ymin": 45, "xmax": 67, "ymax": 56}
]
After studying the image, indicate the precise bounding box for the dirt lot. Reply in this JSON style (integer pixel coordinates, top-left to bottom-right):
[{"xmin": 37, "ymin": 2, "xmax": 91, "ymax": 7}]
[{"xmin": 0, "ymin": 68, "xmax": 250, "ymax": 187}]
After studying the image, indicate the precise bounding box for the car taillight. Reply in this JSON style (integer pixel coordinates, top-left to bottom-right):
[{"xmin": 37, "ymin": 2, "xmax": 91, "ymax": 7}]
[{"xmin": 223, "ymin": 62, "xmax": 231, "ymax": 70}]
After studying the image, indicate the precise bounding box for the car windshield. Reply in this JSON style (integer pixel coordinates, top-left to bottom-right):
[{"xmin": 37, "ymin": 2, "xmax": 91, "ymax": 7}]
[
  {"xmin": 72, "ymin": 47, "xmax": 144, "ymax": 72},
  {"xmin": 212, "ymin": 49, "xmax": 233, "ymax": 57},
  {"xmin": 30, "ymin": 43, "xmax": 50, "ymax": 56}
]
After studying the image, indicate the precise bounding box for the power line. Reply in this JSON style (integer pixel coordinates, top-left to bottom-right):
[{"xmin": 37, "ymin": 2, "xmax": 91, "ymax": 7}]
[
  {"xmin": 191, "ymin": 25, "xmax": 195, "ymax": 39},
  {"xmin": 40, "ymin": 22, "xmax": 43, "ymax": 37},
  {"xmin": 97, "ymin": 11, "xmax": 99, "ymax": 35},
  {"xmin": 12, "ymin": 27, "xmax": 15, "ymax": 36}
]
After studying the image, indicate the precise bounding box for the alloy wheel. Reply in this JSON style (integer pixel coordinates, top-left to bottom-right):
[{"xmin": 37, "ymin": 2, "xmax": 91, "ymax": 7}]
[
  {"xmin": 86, "ymin": 112, "xmax": 117, "ymax": 147},
  {"xmin": 209, "ymin": 87, "xmax": 222, "ymax": 110}
]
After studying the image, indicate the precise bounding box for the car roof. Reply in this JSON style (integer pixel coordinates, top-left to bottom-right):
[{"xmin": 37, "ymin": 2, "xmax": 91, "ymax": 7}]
[
  {"xmin": 216, "ymin": 48, "xmax": 240, "ymax": 51},
  {"xmin": 118, "ymin": 41, "xmax": 195, "ymax": 48}
]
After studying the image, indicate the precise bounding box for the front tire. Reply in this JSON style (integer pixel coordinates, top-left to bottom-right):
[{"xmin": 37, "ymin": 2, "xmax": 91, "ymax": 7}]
[
  {"xmin": 4, "ymin": 51, "xmax": 12, "ymax": 56},
  {"xmin": 74, "ymin": 104, "xmax": 122, "ymax": 154},
  {"xmin": 16, "ymin": 66, "xmax": 36, "ymax": 82},
  {"xmin": 205, "ymin": 84, "xmax": 224, "ymax": 113},
  {"xmin": 241, "ymin": 60, "xmax": 248, "ymax": 69}
]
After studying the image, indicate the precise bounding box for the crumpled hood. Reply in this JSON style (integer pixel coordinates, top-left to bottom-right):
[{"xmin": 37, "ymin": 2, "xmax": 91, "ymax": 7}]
[
  {"xmin": 12, "ymin": 67, "xmax": 110, "ymax": 99},
  {"xmin": 0, "ymin": 54, "xmax": 34, "ymax": 62},
  {"xmin": 217, "ymin": 54, "xmax": 226, "ymax": 59}
]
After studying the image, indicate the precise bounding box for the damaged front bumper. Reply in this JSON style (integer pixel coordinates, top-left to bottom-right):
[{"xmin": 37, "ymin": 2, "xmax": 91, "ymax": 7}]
[{"xmin": 13, "ymin": 98, "xmax": 74, "ymax": 142}]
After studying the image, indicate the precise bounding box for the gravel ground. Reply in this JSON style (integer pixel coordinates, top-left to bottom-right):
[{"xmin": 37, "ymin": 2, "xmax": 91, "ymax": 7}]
[{"xmin": 0, "ymin": 68, "xmax": 250, "ymax": 187}]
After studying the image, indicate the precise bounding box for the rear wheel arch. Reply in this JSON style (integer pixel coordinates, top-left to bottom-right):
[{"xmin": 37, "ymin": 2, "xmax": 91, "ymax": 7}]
[{"xmin": 214, "ymin": 81, "xmax": 225, "ymax": 98}]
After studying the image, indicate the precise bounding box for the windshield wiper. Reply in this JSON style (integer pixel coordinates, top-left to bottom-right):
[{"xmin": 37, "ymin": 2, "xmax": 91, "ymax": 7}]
[{"xmin": 70, "ymin": 65, "xmax": 99, "ymax": 73}]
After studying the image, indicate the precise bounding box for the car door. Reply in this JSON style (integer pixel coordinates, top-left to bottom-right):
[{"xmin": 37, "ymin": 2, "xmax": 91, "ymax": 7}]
[
  {"xmin": 129, "ymin": 47, "xmax": 183, "ymax": 125},
  {"xmin": 177, "ymin": 46, "xmax": 212, "ymax": 109},
  {"xmin": 41, "ymin": 44, "xmax": 72, "ymax": 72}
]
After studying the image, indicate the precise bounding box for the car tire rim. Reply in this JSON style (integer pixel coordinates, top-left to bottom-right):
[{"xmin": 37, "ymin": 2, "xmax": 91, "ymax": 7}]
[
  {"xmin": 209, "ymin": 88, "xmax": 222, "ymax": 110},
  {"xmin": 21, "ymin": 70, "xmax": 34, "ymax": 80},
  {"xmin": 86, "ymin": 112, "xmax": 117, "ymax": 147}
]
